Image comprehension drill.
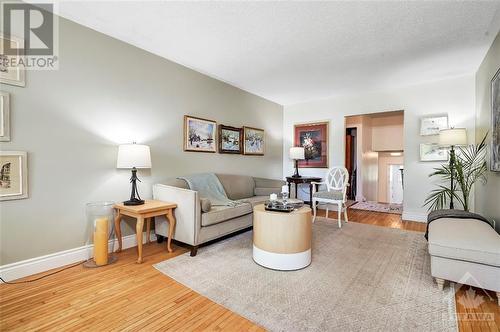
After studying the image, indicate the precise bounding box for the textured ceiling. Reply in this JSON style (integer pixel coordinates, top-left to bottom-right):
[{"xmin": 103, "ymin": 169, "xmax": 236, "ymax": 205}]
[{"xmin": 54, "ymin": 1, "xmax": 500, "ymax": 105}]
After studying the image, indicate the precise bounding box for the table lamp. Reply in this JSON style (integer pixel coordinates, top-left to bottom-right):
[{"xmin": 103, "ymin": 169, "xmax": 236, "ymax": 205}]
[
  {"xmin": 117, "ymin": 143, "xmax": 151, "ymax": 205},
  {"xmin": 439, "ymin": 128, "xmax": 467, "ymax": 209},
  {"xmin": 290, "ymin": 147, "xmax": 305, "ymax": 178}
]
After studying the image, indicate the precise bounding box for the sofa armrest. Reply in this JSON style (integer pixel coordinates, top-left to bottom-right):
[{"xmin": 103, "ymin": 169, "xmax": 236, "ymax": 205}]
[{"xmin": 153, "ymin": 184, "xmax": 201, "ymax": 246}]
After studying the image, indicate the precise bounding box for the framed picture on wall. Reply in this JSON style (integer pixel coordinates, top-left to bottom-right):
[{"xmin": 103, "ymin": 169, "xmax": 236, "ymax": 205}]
[
  {"xmin": 0, "ymin": 151, "xmax": 28, "ymax": 201},
  {"xmin": 0, "ymin": 91, "xmax": 10, "ymax": 142},
  {"xmin": 183, "ymin": 115, "xmax": 217, "ymax": 153},
  {"xmin": 0, "ymin": 35, "xmax": 26, "ymax": 87},
  {"xmin": 491, "ymin": 67, "xmax": 500, "ymax": 172},
  {"xmin": 294, "ymin": 122, "xmax": 329, "ymax": 168},
  {"xmin": 420, "ymin": 116, "xmax": 448, "ymax": 136},
  {"xmin": 420, "ymin": 143, "xmax": 448, "ymax": 162},
  {"xmin": 218, "ymin": 125, "xmax": 242, "ymax": 154},
  {"xmin": 243, "ymin": 126, "xmax": 265, "ymax": 155}
]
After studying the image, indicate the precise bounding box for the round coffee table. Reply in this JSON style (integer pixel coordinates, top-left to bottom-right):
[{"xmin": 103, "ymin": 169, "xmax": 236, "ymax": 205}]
[{"xmin": 252, "ymin": 204, "xmax": 312, "ymax": 270}]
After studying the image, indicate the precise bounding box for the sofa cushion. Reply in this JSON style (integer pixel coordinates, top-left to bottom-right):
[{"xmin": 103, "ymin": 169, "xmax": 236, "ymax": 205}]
[
  {"xmin": 313, "ymin": 190, "xmax": 343, "ymax": 200},
  {"xmin": 201, "ymin": 203, "xmax": 253, "ymax": 227},
  {"xmin": 253, "ymin": 177, "xmax": 286, "ymax": 189},
  {"xmin": 216, "ymin": 174, "xmax": 255, "ymax": 200},
  {"xmin": 428, "ymin": 218, "xmax": 500, "ymax": 267},
  {"xmin": 237, "ymin": 196, "xmax": 269, "ymax": 207},
  {"xmin": 254, "ymin": 187, "xmax": 281, "ymax": 196}
]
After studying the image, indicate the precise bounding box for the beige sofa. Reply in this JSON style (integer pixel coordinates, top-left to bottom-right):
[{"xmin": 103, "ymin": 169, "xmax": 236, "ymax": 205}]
[{"xmin": 153, "ymin": 174, "xmax": 285, "ymax": 256}]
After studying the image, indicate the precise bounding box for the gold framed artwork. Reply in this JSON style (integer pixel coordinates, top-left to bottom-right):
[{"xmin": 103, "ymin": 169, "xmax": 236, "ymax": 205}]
[
  {"xmin": 243, "ymin": 126, "xmax": 265, "ymax": 155},
  {"xmin": 184, "ymin": 115, "xmax": 217, "ymax": 153},
  {"xmin": 0, "ymin": 151, "xmax": 28, "ymax": 201},
  {"xmin": 0, "ymin": 91, "xmax": 10, "ymax": 141},
  {"xmin": 0, "ymin": 35, "xmax": 26, "ymax": 87}
]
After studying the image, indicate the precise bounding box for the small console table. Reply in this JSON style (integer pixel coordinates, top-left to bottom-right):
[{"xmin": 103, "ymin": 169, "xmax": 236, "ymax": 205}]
[{"xmin": 285, "ymin": 176, "xmax": 322, "ymax": 208}]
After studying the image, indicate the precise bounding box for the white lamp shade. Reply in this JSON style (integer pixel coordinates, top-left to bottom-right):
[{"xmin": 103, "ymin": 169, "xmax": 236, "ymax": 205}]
[
  {"xmin": 439, "ymin": 128, "xmax": 467, "ymax": 146},
  {"xmin": 289, "ymin": 147, "xmax": 305, "ymax": 160},
  {"xmin": 116, "ymin": 144, "xmax": 152, "ymax": 169}
]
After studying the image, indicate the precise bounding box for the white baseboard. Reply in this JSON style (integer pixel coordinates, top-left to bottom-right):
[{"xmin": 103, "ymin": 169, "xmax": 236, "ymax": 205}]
[
  {"xmin": 0, "ymin": 232, "xmax": 157, "ymax": 282},
  {"xmin": 402, "ymin": 211, "xmax": 428, "ymax": 223}
]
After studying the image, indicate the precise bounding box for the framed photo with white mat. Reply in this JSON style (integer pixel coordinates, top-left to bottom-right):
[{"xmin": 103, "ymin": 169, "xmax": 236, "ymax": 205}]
[
  {"xmin": 0, "ymin": 34, "xmax": 26, "ymax": 87},
  {"xmin": 420, "ymin": 143, "xmax": 448, "ymax": 162},
  {"xmin": 0, "ymin": 151, "xmax": 28, "ymax": 201},
  {"xmin": 0, "ymin": 91, "xmax": 10, "ymax": 141}
]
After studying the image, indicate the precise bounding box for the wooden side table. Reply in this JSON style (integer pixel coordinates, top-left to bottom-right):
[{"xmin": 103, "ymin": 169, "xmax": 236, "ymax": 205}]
[
  {"xmin": 114, "ymin": 200, "xmax": 177, "ymax": 263},
  {"xmin": 285, "ymin": 176, "xmax": 322, "ymax": 208}
]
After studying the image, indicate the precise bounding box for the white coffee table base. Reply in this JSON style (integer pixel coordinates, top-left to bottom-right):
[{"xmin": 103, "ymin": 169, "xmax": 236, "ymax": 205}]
[{"xmin": 253, "ymin": 245, "xmax": 311, "ymax": 271}]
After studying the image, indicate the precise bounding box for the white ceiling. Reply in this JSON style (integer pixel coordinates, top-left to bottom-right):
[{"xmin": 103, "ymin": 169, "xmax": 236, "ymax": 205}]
[{"xmin": 54, "ymin": 1, "xmax": 500, "ymax": 105}]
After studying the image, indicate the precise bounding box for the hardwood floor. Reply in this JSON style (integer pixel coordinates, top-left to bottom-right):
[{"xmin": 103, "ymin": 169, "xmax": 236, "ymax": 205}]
[{"xmin": 1, "ymin": 209, "xmax": 497, "ymax": 331}]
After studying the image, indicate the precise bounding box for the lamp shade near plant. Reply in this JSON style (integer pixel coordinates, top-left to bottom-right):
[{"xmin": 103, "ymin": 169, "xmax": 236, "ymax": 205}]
[{"xmin": 117, "ymin": 143, "xmax": 151, "ymax": 205}]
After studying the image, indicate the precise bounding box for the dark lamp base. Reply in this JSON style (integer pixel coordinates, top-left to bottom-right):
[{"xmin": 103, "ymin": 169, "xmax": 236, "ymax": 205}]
[
  {"xmin": 123, "ymin": 198, "xmax": 145, "ymax": 206},
  {"xmin": 291, "ymin": 174, "xmax": 302, "ymax": 178}
]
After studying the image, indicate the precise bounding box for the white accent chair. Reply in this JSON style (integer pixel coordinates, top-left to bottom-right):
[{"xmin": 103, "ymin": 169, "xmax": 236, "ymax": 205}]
[{"xmin": 312, "ymin": 167, "xmax": 350, "ymax": 228}]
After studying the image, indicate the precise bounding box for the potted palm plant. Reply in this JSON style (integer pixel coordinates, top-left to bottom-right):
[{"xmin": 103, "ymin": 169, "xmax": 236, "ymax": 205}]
[{"xmin": 424, "ymin": 135, "xmax": 488, "ymax": 211}]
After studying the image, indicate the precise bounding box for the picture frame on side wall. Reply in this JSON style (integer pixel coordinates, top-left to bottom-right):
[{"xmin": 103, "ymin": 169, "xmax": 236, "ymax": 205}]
[
  {"xmin": 294, "ymin": 122, "xmax": 329, "ymax": 168},
  {"xmin": 0, "ymin": 151, "xmax": 28, "ymax": 201},
  {"xmin": 420, "ymin": 116, "xmax": 448, "ymax": 136},
  {"xmin": 0, "ymin": 91, "xmax": 10, "ymax": 141},
  {"xmin": 218, "ymin": 125, "xmax": 242, "ymax": 154},
  {"xmin": 0, "ymin": 35, "xmax": 26, "ymax": 87},
  {"xmin": 420, "ymin": 143, "xmax": 448, "ymax": 162},
  {"xmin": 184, "ymin": 115, "xmax": 217, "ymax": 153},
  {"xmin": 243, "ymin": 126, "xmax": 265, "ymax": 155},
  {"xmin": 491, "ymin": 68, "xmax": 500, "ymax": 172}
]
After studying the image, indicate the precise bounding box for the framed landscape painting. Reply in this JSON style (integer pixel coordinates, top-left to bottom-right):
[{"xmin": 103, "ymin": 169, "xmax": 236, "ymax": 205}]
[
  {"xmin": 420, "ymin": 143, "xmax": 448, "ymax": 162},
  {"xmin": 219, "ymin": 125, "xmax": 242, "ymax": 154},
  {"xmin": 0, "ymin": 151, "xmax": 28, "ymax": 201},
  {"xmin": 420, "ymin": 116, "xmax": 448, "ymax": 136},
  {"xmin": 243, "ymin": 126, "xmax": 264, "ymax": 155},
  {"xmin": 184, "ymin": 115, "xmax": 217, "ymax": 153},
  {"xmin": 491, "ymin": 68, "xmax": 500, "ymax": 172},
  {"xmin": 0, "ymin": 35, "xmax": 26, "ymax": 87},
  {"xmin": 0, "ymin": 91, "xmax": 10, "ymax": 142},
  {"xmin": 294, "ymin": 122, "xmax": 328, "ymax": 168}
]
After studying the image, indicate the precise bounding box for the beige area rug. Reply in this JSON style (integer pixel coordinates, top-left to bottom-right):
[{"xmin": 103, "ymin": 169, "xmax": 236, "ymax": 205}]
[{"xmin": 155, "ymin": 219, "xmax": 457, "ymax": 331}]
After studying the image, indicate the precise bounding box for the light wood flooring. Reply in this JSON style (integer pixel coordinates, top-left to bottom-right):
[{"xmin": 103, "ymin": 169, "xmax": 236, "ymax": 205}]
[{"xmin": 1, "ymin": 208, "xmax": 498, "ymax": 331}]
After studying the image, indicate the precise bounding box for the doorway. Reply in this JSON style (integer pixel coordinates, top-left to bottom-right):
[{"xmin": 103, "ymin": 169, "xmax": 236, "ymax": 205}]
[
  {"xmin": 344, "ymin": 111, "xmax": 404, "ymax": 216},
  {"xmin": 345, "ymin": 128, "xmax": 357, "ymax": 200}
]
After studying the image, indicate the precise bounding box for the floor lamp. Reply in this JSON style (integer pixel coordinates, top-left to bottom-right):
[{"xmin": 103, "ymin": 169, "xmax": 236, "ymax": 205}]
[{"xmin": 439, "ymin": 128, "xmax": 467, "ymax": 209}]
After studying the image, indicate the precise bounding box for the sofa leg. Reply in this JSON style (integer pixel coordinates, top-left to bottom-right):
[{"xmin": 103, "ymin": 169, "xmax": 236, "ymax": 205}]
[
  {"xmin": 435, "ymin": 277, "xmax": 445, "ymax": 290},
  {"xmin": 190, "ymin": 246, "xmax": 198, "ymax": 257}
]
